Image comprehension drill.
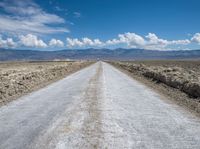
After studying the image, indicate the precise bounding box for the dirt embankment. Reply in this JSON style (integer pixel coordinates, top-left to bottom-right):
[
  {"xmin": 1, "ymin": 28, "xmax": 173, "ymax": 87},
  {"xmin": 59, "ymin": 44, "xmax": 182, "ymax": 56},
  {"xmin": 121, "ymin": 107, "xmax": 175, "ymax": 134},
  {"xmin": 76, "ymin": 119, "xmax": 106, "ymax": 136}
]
[
  {"xmin": 111, "ymin": 61, "xmax": 200, "ymax": 98},
  {"xmin": 0, "ymin": 61, "xmax": 93, "ymax": 106},
  {"xmin": 110, "ymin": 61, "xmax": 200, "ymax": 113}
]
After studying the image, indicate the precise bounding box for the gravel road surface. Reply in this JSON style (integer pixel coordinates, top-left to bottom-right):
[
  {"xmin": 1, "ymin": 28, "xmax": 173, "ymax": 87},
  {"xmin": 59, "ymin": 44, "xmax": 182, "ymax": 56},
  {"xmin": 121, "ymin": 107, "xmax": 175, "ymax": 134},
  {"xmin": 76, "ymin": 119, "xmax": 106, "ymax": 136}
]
[{"xmin": 0, "ymin": 62, "xmax": 200, "ymax": 149}]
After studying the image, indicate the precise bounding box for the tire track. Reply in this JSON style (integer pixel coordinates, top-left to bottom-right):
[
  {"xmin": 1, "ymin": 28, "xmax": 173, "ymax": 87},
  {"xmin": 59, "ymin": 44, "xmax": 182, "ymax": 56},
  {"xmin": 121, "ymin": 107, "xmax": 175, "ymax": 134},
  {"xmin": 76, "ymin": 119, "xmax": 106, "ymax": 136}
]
[{"xmin": 81, "ymin": 62, "xmax": 104, "ymax": 148}]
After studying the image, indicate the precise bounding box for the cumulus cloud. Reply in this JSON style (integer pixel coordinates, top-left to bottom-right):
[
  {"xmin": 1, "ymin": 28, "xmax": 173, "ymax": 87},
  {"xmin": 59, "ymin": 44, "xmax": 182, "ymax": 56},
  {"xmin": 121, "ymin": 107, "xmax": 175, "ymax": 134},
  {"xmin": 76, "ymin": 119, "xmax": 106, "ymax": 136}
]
[
  {"xmin": 6, "ymin": 38, "xmax": 16, "ymax": 47},
  {"xmin": 0, "ymin": 32, "xmax": 197, "ymax": 50},
  {"xmin": 106, "ymin": 32, "xmax": 191, "ymax": 50},
  {"xmin": 146, "ymin": 33, "xmax": 168, "ymax": 45},
  {"xmin": 66, "ymin": 32, "xmax": 191, "ymax": 50},
  {"xmin": 106, "ymin": 32, "xmax": 146, "ymax": 48},
  {"xmin": 191, "ymin": 33, "xmax": 200, "ymax": 44},
  {"xmin": 49, "ymin": 39, "xmax": 64, "ymax": 47},
  {"xmin": 82, "ymin": 38, "xmax": 103, "ymax": 46},
  {"xmin": 170, "ymin": 39, "xmax": 191, "ymax": 45},
  {"xmin": 106, "ymin": 39, "xmax": 120, "ymax": 45},
  {"xmin": 0, "ymin": 36, "xmax": 16, "ymax": 48},
  {"xmin": 66, "ymin": 38, "xmax": 83, "ymax": 47},
  {"xmin": 0, "ymin": 0, "xmax": 68, "ymax": 34},
  {"xmin": 19, "ymin": 34, "xmax": 47, "ymax": 48},
  {"xmin": 119, "ymin": 32, "xmax": 146, "ymax": 47},
  {"xmin": 66, "ymin": 37, "xmax": 103, "ymax": 47}
]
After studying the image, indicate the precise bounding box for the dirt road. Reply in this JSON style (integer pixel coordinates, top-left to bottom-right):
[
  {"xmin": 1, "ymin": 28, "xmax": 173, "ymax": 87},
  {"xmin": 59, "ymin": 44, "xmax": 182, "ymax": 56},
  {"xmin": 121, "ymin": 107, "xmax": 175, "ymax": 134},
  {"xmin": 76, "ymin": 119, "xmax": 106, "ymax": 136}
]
[{"xmin": 0, "ymin": 62, "xmax": 200, "ymax": 149}]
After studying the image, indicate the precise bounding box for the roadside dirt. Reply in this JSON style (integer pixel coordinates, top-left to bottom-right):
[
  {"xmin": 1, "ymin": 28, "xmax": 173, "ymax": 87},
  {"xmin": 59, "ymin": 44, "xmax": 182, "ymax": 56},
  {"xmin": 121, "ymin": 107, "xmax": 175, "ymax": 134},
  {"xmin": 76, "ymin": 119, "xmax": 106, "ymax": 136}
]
[
  {"xmin": 0, "ymin": 61, "xmax": 93, "ymax": 106},
  {"xmin": 109, "ymin": 61, "xmax": 200, "ymax": 115}
]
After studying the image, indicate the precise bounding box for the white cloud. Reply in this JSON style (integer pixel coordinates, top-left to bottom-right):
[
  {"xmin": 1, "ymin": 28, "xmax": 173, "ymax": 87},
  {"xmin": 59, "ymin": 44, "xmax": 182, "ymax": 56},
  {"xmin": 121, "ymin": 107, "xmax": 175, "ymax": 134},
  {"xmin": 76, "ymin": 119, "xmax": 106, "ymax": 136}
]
[
  {"xmin": 49, "ymin": 39, "xmax": 64, "ymax": 47},
  {"xmin": 54, "ymin": 6, "xmax": 67, "ymax": 12},
  {"xmin": 106, "ymin": 39, "xmax": 120, "ymax": 45},
  {"xmin": 82, "ymin": 38, "xmax": 103, "ymax": 46},
  {"xmin": 118, "ymin": 32, "xmax": 146, "ymax": 47},
  {"xmin": 106, "ymin": 32, "xmax": 146, "ymax": 48},
  {"xmin": 106, "ymin": 33, "xmax": 167, "ymax": 49},
  {"xmin": 55, "ymin": 6, "xmax": 63, "ymax": 12},
  {"xmin": 0, "ymin": 31, "xmax": 197, "ymax": 50},
  {"xmin": 145, "ymin": 33, "xmax": 190, "ymax": 50},
  {"xmin": 66, "ymin": 37, "xmax": 103, "ymax": 47},
  {"xmin": 66, "ymin": 38, "xmax": 83, "ymax": 47},
  {"xmin": 0, "ymin": 0, "xmax": 40, "ymax": 15},
  {"xmin": 82, "ymin": 38, "xmax": 94, "ymax": 46},
  {"xmin": 73, "ymin": 12, "xmax": 81, "ymax": 18},
  {"xmin": 19, "ymin": 34, "xmax": 47, "ymax": 48},
  {"xmin": 6, "ymin": 38, "xmax": 16, "ymax": 47},
  {"xmin": 0, "ymin": 36, "xmax": 16, "ymax": 48},
  {"xmin": 144, "ymin": 33, "xmax": 168, "ymax": 49},
  {"xmin": 66, "ymin": 33, "xmax": 192, "ymax": 50},
  {"xmin": 191, "ymin": 33, "xmax": 200, "ymax": 44},
  {"xmin": 0, "ymin": 0, "xmax": 68, "ymax": 35},
  {"xmin": 146, "ymin": 33, "xmax": 168, "ymax": 45},
  {"xmin": 108, "ymin": 32, "xmax": 191, "ymax": 50},
  {"xmin": 67, "ymin": 32, "xmax": 191, "ymax": 50},
  {"xmin": 94, "ymin": 39, "xmax": 103, "ymax": 45},
  {"xmin": 170, "ymin": 39, "xmax": 191, "ymax": 45}
]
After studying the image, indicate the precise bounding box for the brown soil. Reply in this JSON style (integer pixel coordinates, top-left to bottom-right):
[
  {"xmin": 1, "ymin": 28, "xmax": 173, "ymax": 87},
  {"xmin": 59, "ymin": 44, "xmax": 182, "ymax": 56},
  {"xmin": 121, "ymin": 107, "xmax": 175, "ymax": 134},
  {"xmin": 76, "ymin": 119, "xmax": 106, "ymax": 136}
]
[{"xmin": 0, "ymin": 61, "xmax": 93, "ymax": 106}]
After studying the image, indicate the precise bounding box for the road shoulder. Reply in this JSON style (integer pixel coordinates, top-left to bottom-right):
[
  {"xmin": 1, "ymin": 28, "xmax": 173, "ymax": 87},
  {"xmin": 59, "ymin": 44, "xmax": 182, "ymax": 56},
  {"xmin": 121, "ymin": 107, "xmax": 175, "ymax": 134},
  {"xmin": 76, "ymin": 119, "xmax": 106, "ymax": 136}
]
[
  {"xmin": 109, "ymin": 62, "xmax": 200, "ymax": 117},
  {"xmin": 0, "ymin": 61, "xmax": 94, "ymax": 107}
]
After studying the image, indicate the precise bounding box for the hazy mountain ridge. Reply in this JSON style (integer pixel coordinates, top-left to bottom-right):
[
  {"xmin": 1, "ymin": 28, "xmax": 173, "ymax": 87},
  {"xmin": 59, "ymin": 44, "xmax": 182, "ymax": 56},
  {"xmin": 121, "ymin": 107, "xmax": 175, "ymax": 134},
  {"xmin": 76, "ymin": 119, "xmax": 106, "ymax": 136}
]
[{"xmin": 0, "ymin": 48, "xmax": 200, "ymax": 61}]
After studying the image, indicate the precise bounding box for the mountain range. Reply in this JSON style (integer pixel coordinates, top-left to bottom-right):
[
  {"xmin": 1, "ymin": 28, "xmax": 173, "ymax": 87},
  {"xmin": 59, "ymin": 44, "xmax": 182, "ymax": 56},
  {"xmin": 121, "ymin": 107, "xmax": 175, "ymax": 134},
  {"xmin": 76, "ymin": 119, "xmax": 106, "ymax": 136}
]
[{"xmin": 0, "ymin": 48, "xmax": 200, "ymax": 61}]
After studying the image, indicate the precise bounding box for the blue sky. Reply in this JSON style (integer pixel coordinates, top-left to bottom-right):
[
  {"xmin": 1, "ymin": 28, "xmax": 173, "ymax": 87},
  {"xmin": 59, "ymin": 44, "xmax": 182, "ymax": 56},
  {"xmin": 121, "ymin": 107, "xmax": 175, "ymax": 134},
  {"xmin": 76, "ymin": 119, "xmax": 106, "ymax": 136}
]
[{"xmin": 0, "ymin": 0, "xmax": 200, "ymax": 50}]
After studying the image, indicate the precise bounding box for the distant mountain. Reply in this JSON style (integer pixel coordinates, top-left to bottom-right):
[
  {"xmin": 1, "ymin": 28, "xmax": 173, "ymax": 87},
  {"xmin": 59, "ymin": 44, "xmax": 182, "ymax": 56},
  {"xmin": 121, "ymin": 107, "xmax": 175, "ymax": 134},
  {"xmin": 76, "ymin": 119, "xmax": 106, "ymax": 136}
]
[{"xmin": 0, "ymin": 48, "xmax": 200, "ymax": 61}]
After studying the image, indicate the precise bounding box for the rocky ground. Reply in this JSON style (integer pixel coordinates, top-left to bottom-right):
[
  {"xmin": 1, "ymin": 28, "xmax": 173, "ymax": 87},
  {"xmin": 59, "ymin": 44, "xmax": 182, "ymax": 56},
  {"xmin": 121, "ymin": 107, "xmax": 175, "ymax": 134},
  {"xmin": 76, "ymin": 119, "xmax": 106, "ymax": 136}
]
[
  {"xmin": 0, "ymin": 61, "xmax": 93, "ymax": 106},
  {"xmin": 110, "ymin": 60, "xmax": 200, "ymax": 114}
]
